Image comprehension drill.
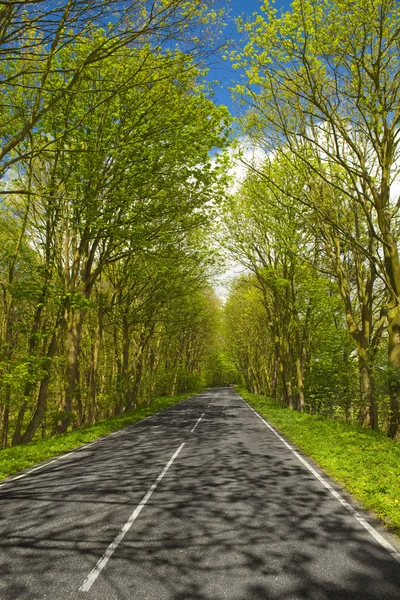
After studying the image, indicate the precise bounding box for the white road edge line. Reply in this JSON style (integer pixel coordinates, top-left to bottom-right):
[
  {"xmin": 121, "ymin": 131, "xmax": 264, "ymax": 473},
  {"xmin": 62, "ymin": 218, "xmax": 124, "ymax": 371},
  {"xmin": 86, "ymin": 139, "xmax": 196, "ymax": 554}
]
[
  {"xmin": 79, "ymin": 442, "xmax": 185, "ymax": 593},
  {"xmin": 0, "ymin": 422, "xmax": 152, "ymax": 489},
  {"xmin": 1, "ymin": 460, "xmax": 58, "ymax": 484},
  {"xmin": 190, "ymin": 413, "xmax": 205, "ymax": 433},
  {"xmin": 0, "ymin": 393, "xmax": 203, "ymax": 489},
  {"xmin": 239, "ymin": 395, "xmax": 400, "ymax": 565}
]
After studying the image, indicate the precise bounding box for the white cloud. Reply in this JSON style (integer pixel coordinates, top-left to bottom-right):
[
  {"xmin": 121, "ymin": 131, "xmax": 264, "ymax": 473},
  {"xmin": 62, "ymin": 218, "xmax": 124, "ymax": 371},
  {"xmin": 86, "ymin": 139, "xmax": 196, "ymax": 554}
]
[
  {"xmin": 226, "ymin": 139, "xmax": 266, "ymax": 194},
  {"xmin": 214, "ymin": 262, "xmax": 248, "ymax": 301}
]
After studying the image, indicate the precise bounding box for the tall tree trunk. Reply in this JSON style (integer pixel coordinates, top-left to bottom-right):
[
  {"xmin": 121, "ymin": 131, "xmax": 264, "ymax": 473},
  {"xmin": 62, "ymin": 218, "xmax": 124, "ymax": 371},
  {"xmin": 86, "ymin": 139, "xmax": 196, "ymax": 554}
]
[
  {"xmin": 358, "ymin": 351, "xmax": 377, "ymax": 430},
  {"xmin": 0, "ymin": 301, "xmax": 13, "ymax": 447},
  {"xmin": 296, "ymin": 355, "xmax": 305, "ymax": 413},
  {"xmin": 149, "ymin": 336, "xmax": 161, "ymax": 398},
  {"xmin": 113, "ymin": 323, "xmax": 123, "ymax": 415},
  {"xmin": 1, "ymin": 169, "xmax": 33, "ymax": 446},
  {"xmin": 58, "ymin": 308, "xmax": 84, "ymax": 433},
  {"xmin": 120, "ymin": 318, "xmax": 131, "ymax": 410},
  {"xmin": 171, "ymin": 367, "xmax": 179, "ymax": 397},
  {"xmin": 271, "ymin": 350, "xmax": 279, "ymax": 400},
  {"xmin": 125, "ymin": 353, "xmax": 144, "ymax": 412},
  {"xmin": 280, "ymin": 338, "xmax": 294, "ymax": 409},
  {"xmin": 1, "ymin": 385, "xmax": 10, "ymax": 448},
  {"xmin": 294, "ymin": 327, "xmax": 306, "ymax": 412},
  {"xmin": 326, "ymin": 230, "xmax": 381, "ymax": 430},
  {"xmin": 12, "ymin": 400, "xmax": 28, "ymax": 446},
  {"xmin": 12, "ymin": 279, "xmax": 50, "ymax": 445},
  {"xmin": 373, "ymin": 206, "xmax": 400, "ymax": 437},
  {"xmin": 242, "ymin": 365, "xmax": 251, "ymax": 391},
  {"xmin": 75, "ymin": 357, "xmax": 83, "ymax": 426},
  {"xmin": 88, "ymin": 306, "xmax": 103, "ymax": 424},
  {"xmin": 286, "ymin": 373, "xmax": 294, "ymax": 409},
  {"xmin": 18, "ymin": 330, "xmax": 59, "ymax": 444},
  {"xmin": 280, "ymin": 359, "xmax": 293, "ymax": 408},
  {"xmin": 387, "ymin": 305, "xmax": 400, "ymax": 438}
]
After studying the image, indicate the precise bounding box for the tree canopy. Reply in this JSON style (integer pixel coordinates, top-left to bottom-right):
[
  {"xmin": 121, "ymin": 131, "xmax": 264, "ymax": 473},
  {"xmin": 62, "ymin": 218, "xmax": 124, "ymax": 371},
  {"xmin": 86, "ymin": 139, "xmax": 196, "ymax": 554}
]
[
  {"xmin": 2, "ymin": 0, "xmax": 400, "ymax": 447},
  {"xmin": 0, "ymin": 0, "xmax": 230, "ymax": 446}
]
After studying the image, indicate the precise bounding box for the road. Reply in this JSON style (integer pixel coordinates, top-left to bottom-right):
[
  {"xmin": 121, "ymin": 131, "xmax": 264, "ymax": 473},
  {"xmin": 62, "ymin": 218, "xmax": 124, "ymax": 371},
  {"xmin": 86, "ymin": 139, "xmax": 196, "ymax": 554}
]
[{"xmin": 1, "ymin": 388, "xmax": 400, "ymax": 600}]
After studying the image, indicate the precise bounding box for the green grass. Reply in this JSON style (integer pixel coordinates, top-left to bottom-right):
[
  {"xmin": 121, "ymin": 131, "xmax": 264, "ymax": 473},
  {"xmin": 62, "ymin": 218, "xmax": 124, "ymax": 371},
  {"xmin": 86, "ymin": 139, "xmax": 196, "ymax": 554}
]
[
  {"xmin": 239, "ymin": 388, "xmax": 400, "ymax": 537},
  {"xmin": 0, "ymin": 391, "xmax": 198, "ymax": 481}
]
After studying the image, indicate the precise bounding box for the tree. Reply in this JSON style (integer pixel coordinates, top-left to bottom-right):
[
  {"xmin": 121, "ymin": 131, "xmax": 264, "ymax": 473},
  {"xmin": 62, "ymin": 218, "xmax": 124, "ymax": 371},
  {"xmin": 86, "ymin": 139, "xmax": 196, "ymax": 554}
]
[
  {"xmin": 0, "ymin": 40, "xmax": 230, "ymax": 444},
  {"xmin": 224, "ymin": 278, "xmax": 271, "ymax": 395},
  {"xmin": 0, "ymin": 0, "xmax": 226, "ymax": 173},
  {"xmin": 234, "ymin": 0, "xmax": 400, "ymax": 436},
  {"xmin": 224, "ymin": 164, "xmax": 322, "ymax": 410}
]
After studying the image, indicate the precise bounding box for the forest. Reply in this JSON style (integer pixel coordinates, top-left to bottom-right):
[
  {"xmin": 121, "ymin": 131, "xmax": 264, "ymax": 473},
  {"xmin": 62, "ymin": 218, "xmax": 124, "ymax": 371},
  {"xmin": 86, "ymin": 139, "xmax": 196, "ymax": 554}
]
[
  {"xmin": 224, "ymin": 0, "xmax": 400, "ymax": 439},
  {"xmin": 0, "ymin": 0, "xmax": 229, "ymax": 447},
  {"xmin": 1, "ymin": 0, "xmax": 400, "ymax": 450}
]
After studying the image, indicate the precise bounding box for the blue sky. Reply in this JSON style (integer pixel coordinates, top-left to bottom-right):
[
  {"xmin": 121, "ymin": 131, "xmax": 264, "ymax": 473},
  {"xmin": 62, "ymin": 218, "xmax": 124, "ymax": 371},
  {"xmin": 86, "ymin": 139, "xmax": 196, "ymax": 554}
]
[
  {"xmin": 209, "ymin": 0, "xmax": 292, "ymax": 113},
  {"xmin": 211, "ymin": 1, "xmax": 293, "ymax": 297}
]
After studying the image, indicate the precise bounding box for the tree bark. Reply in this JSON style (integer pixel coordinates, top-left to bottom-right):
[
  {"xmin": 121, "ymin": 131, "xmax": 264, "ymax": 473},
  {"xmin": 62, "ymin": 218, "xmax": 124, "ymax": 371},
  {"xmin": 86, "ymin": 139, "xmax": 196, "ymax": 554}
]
[
  {"xmin": 271, "ymin": 349, "xmax": 279, "ymax": 400},
  {"xmin": 296, "ymin": 355, "xmax": 305, "ymax": 413},
  {"xmin": 18, "ymin": 330, "xmax": 59, "ymax": 444},
  {"xmin": 88, "ymin": 305, "xmax": 103, "ymax": 424},
  {"xmin": 387, "ymin": 305, "xmax": 400, "ymax": 438},
  {"xmin": 358, "ymin": 351, "xmax": 378, "ymax": 430},
  {"xmin": 113, "ymin": 323, "xmax": 124, "ymax": 416},
  {"xmin": 12, "ymin": 400, "xmax": 28, "ymax": 446},
  {"xmin": 58, "ymin": 308, "xmax": 84, "ymax": 433},
  {"xmin": 280, "ymin": 357, "xmax": 293, "ymax": 408},
  {"xmin": 1, "ymin": 386, "xmax": 10, "ymax": 449},
  {"xmin": 124, "ymin": 353, "xmax": 144, "ymax": 412}
]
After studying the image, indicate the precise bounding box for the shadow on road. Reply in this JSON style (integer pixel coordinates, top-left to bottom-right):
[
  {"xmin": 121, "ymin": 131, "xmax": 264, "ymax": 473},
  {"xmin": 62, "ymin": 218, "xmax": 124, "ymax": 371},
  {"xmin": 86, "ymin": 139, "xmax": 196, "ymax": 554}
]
[{"xmin": 0, "ymin": 389, "xmax": 399, "ymax": 599}]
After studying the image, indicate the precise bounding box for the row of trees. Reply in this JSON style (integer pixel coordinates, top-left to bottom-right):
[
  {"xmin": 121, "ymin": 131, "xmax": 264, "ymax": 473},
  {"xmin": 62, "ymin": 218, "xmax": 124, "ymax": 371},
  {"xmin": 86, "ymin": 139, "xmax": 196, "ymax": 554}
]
[
  {"xmin": 224, "ymin": 0, "xmax": 400, "ymax": 437},
  {"xmin": 0, "ymin": 0, "xmax": 229, "ymax": 446}
]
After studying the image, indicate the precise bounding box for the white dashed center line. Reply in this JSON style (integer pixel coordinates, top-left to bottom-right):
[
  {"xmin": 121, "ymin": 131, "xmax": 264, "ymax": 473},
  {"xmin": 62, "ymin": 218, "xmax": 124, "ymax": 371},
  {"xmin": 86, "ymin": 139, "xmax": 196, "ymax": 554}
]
[
  {"xmin": 190, "ymin": 413, "xmax": 205, "ymax": 433},
  {"xmin": 79, "ymin": 442, "xmax": 186, "ymax": 593}
]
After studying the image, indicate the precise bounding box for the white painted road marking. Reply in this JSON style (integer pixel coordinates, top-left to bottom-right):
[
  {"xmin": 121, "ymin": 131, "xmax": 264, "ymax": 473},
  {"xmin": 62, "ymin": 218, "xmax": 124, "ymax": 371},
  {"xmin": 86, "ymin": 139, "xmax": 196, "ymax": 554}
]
[
  {"xmin": 0, "ymin": 423, "xmax": 153, "ymax": 490},
  {"xmin": 0, "ymin": 434, "xmax": 132, "ymax": 490},
  {"xmin": 239, "ymin": 395, "xmax": 400, "ymax": 564},
  {"xmin": 190, "ymin": 413, "xmax": 205, "ymax": 433},
  {"xmin": 79, "ymin": 442, "xmax": 186, "ymax": 593},
  {"xmin": 0, "ymin": 460, "xmax": 58, "ymax": 486},
  {"xmin": 0, "ymin": 394, "xmax": 200, "ymax": 490},
  {"xmin": 208, "ymin": 393, "xmax": 217, "ymax": 407}
]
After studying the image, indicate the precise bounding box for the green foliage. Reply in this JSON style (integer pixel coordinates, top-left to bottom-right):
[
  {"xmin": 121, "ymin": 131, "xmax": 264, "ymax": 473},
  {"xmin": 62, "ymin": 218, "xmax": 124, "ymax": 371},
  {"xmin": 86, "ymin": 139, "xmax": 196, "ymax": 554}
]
[
  {"xmin": 205, "ymin": 349, "xmax": 241, "ymax": 387},
  {"xmin": 229, "ymin": 0, "xmax": 400, "ymax": 436},
  {"xmin": 223, "ymin": 112, "xmax": 389, "ymax": 429},
  {"xmin": 0, "ymin": 10, "xmax": 231, "ymax": 447}
]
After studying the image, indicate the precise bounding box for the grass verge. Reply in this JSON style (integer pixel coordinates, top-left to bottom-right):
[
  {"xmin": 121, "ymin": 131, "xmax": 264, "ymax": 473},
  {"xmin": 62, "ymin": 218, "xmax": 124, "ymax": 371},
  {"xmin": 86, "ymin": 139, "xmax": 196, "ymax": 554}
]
[
  {"xmin": 0, "ymin": 391, "xmax": 198, "ymax": 481},
  {"xmin": 239, "ymin": 388, "xmax": 400, "ymax": 537}
]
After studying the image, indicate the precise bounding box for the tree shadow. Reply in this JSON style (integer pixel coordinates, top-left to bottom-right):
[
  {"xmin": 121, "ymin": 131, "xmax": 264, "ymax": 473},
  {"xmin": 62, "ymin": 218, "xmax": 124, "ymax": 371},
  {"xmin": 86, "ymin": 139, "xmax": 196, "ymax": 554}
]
[{"xmin": 0, "ymin": 389, "xmax": 399, "ymax": 599}]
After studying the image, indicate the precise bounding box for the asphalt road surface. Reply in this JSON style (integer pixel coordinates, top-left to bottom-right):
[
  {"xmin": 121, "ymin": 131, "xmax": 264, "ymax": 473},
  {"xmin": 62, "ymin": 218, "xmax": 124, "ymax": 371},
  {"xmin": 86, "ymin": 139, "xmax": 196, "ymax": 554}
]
[{"xmin": 1, "ymin": 388, "xmax": 400, "ymax": 600}]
